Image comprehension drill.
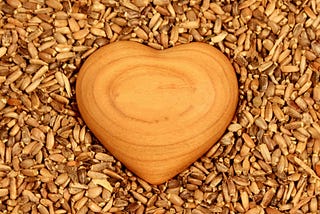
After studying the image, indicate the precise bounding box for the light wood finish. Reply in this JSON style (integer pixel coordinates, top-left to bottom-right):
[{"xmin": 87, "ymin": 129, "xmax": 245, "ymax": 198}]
[{"xmin": 76, "ymin": 41, "xmax": 238, "ymax": 184}]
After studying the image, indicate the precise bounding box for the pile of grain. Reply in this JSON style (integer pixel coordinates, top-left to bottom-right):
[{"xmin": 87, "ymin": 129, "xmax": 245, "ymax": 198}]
[{"xmin": 0, "ymin": 0, "xmax": 320, "ymax": 213}]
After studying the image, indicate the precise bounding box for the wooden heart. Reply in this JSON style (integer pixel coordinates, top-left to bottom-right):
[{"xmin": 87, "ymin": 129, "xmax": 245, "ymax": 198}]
[{"xmin": 76, "ymin": 41, "xmax": 238, "ymax": 184}]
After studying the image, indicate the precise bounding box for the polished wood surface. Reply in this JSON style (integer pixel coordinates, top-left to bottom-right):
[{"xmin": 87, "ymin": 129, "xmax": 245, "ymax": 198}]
[{"xmin": 76, "ymin": 41, "xmax": 238, "ymax": 184}]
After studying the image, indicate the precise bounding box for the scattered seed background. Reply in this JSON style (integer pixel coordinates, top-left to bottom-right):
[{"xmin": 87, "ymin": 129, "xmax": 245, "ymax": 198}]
[{"xmin": 0, "ymin": 0, "xmax": 320, "ymax": 213}]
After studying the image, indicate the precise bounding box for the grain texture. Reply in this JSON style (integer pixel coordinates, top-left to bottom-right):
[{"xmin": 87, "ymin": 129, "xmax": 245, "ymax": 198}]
[{"xmin": 76, "ymin": 41, "xmax": 238, "ymax": 184}]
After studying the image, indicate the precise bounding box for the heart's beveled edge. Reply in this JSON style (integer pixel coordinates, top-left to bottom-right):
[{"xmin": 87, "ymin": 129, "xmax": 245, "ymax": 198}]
[{"xmin": 76, "ymin": 41, "xmax": 238, "ymax": 184}]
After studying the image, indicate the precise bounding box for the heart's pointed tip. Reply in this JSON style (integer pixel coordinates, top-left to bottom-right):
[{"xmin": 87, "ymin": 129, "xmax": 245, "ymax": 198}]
[
  {"xmin": 139, "ymin": 176, "xmax": 170, "ymax": 185},
  {"xmin": 119, "ymin": 156, "xmax": 188, "ymax": 185},
  {"xmin": 134, "ymin": 170, "xmax": 177, "ymax": 185},
  {"xmin": 125, "ymin": 162, "xmax": 180, "ymax": 185}
]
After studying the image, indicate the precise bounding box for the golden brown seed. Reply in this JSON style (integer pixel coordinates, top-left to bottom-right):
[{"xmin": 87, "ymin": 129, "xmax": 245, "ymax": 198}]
[
  {"xmin": 261, "ymin": 188, "xmax": 276, "ymax": 208},
  {"xmin": 313, "ymin": 84, "xmax": 320, "ymax": 102},
  {"xmin": 46, "ymin": 0, "xmax": 63, "ymax": 10},
  {"xmin": 88, "ymin": 200, "xmax": 102, "ymax": 212},
  {"xmin": 272, "ymin": 103, "xmax": 285, "ymax": 122},
  {"xmin": 265, "ymin": 207, "xmax": 282, "ymax": 214},
  {"xmin": 295, "ymin": 97, "xmax": 308, "ymax": 111},
  {"xmin": 242, "ymin": 133, "xmax": 255, "ymax": 149},
  {"xmin": 130, "ymin": 190, "xmax": 148, "ymax": 204},
  {"xmin": 209, "ymin": 3, "xmax": 225, "ymax": 15},
  {"xmin": 240, "ymin": 190, "xmax": 249, "ymax": 211},
  {"xmin": 167, "ymin": 193, "xmax": 184, "ymax": 206},
  {"xmin": 273, "ymin": 133, "xmax": 288, "ymax": 155},
  {"xmin": 0, "ymin": 188, "xmax": 9, "ymax": 197},
  {"xmin": 258, "ymin": 143, "xmax": 271, "ymax": 163},
  {"xmin": 92, "ymin": 179, "xmax": 113, "ymax": 192}
]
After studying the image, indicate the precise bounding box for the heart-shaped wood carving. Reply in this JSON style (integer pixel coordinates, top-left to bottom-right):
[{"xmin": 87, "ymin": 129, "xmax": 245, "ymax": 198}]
[{"xmin": 76, "ymin": 41, "xmax": 238, "ymax": 184}]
